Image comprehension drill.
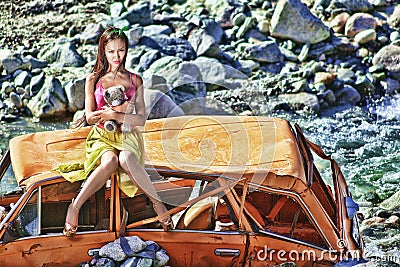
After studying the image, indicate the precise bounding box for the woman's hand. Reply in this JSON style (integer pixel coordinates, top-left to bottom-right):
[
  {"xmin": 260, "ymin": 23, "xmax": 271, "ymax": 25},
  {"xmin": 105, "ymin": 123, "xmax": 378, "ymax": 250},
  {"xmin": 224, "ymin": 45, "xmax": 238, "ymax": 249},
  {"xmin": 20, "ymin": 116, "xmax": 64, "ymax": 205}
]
[
  {"xmin": 99, "ymin": 106, "xmax": 117, "ymax": 122},
  {"xmin": 88, "ymin": 110, "xmax": 105, "ymax": 125}
]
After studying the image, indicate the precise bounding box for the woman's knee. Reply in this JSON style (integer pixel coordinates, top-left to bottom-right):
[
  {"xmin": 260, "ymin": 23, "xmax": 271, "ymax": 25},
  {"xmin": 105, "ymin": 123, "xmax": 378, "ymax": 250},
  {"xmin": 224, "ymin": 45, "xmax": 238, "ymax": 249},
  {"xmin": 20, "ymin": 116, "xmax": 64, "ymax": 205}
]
[
  {"xmin": 101, "ymin": 152, "xmax": 119, "ymax": 170},
  {"xmin": 119, "ymin": 151, "xmax": 137, "ymax": 169}
]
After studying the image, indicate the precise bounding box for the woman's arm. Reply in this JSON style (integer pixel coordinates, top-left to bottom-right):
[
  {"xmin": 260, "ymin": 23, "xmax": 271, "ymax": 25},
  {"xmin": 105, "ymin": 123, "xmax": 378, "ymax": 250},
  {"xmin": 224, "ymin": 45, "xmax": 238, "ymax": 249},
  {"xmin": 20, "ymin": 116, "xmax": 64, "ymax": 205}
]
[{"xmin": 85, "ymin": 73, "xmax": 104, "ymax": 125}]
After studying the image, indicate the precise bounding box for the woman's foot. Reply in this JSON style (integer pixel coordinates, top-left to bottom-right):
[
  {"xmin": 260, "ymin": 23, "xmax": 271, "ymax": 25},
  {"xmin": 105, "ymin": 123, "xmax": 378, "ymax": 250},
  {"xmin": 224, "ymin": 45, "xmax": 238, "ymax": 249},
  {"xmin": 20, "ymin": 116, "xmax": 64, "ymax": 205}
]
[
  {"xmin": 63, "ymin": 200, "xmax": 79, "ymax": 237},
  {"xmin": 153, "ymin": 200, "xmax": 173, "ymax": 231}
]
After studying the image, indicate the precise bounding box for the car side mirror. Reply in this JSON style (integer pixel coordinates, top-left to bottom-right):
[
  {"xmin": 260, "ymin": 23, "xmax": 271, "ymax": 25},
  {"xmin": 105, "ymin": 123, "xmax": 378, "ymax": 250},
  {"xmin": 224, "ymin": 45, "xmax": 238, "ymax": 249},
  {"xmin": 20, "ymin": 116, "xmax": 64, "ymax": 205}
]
[{"xmin": 345, "ymin": 196, "xmax": 359, "ymax": 219}]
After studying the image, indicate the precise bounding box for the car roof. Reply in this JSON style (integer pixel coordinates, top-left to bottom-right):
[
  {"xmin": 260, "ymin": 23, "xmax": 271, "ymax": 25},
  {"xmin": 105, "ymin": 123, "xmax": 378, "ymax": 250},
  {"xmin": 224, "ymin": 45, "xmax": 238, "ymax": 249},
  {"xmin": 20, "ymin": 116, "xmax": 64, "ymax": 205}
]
[{"xmin": 9, "ymin": 116, "xmax": 306, "ymax": 191}]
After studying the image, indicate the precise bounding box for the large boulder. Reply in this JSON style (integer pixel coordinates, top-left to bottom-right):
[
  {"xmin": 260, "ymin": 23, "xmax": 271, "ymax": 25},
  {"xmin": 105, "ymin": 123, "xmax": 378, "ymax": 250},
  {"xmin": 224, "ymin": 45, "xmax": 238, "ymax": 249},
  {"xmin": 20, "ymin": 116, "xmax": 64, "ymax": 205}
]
[
  {"xmin": 277, "ymin": 92, "xmax": 320, "ymax": 113},
  {"xmin": 242, "ymin": 40, "xmax": 284, "ymax": 63},
  {"xmin": 344, "ymin": 13, "xmax": 377, "ymax": 39},
  {"xmin": 192, "ymin": 57, "xmax": 248, "ymax": 91},
  {"xmin": 144, "ymin": 89, "xmax": 185, "ymax": 119},
  {"xmin": 143, "ymin": 56, "xmax": 206, "ymax": 114},
  {"xmin": 118, "ymin": 1, "xmax": 153, "ymax": 26},
  {"xmin": 39, "ymin": 39, "xmax": 86, "ymax": 67},
  {"xmin": 80, "ymin": 23, "xmax": 104, "ymax": 45},
  {"xmin": 372, "ymin": 45, "xmax": 400, "ymax": 73},
  {"xmin": 1, "ymin": 53, "xmax": 30, "ymax": 74},
  {"xmin": 327, "ymin": 0, "xmax": 373, "ymax": 13},
  {"xmin": 27, "ymin": 76, "xmax": 68, "ymax": 118},
  {"xmin": 64, "ymin": 77, "xmax": 86, "ymax": 113},
  {"xmin": 270, "ymin": 0, "xmax": 330, "ymax": 44},
  {"xmin": 188, "ymin": 29, "xmax": 220, "ymax": 58}
]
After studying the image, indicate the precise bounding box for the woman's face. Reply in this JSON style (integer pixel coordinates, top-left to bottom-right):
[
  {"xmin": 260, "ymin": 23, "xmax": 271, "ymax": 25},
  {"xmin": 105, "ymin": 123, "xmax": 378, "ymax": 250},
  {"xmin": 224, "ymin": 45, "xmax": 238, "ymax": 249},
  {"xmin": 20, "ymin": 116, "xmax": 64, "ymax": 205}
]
[{"xmin": 105, "ymin": 38, "xmax": 126, "ymax": 71}]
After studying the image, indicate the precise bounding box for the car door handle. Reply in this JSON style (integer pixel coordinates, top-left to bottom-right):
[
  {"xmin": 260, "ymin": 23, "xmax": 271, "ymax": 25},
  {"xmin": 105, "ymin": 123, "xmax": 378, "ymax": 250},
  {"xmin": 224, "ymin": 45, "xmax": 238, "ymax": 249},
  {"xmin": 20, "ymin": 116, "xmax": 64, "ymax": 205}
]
[{"xmin": 214, "ymin": 248, "xmax": 240, "ymax": 257}]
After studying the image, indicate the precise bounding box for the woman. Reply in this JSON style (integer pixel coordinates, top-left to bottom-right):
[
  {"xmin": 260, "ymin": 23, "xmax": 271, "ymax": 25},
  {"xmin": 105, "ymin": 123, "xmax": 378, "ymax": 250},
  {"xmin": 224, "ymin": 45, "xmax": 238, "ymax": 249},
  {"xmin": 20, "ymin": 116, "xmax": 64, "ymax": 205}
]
[{"xmin": 58, "ymin": 26, "xmax": 172, "ymax": 237}]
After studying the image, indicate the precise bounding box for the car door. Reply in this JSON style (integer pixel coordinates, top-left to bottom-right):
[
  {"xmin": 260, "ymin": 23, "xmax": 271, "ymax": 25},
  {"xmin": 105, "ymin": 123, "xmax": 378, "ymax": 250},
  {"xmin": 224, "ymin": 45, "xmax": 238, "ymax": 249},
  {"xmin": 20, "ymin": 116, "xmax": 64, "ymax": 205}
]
[
  {"xmin": 120, "ymin": 175, "xmax": 249, "ymax": 267},
  {"xmin": 0, "ymin": 178, "xmax": 116, "ymax": 267}
]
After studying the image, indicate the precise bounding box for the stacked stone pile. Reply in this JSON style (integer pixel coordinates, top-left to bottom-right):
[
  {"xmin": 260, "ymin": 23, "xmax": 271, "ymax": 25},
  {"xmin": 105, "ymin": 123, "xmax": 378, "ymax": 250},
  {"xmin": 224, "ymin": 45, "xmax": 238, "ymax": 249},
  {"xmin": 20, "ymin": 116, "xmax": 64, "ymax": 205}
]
[{"xmin": 1, "ymin": 0, "xmax": 400, "ymax": 121}]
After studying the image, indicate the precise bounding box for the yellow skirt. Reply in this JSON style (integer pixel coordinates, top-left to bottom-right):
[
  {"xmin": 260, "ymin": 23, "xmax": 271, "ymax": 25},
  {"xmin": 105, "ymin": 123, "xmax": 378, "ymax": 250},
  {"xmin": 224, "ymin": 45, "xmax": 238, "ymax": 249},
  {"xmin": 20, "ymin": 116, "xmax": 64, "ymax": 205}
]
[{"xmin": 55, "ymin": 126, "xmax": 145, "ymax": 197}]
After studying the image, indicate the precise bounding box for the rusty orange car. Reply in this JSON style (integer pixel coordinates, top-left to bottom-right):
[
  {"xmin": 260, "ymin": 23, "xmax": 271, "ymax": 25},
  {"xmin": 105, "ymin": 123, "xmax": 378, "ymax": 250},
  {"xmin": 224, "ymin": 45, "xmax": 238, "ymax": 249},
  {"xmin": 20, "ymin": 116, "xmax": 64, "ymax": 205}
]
[{"xmin": 0, "ymin": 116, "xmax": 364, "ymax": 266}]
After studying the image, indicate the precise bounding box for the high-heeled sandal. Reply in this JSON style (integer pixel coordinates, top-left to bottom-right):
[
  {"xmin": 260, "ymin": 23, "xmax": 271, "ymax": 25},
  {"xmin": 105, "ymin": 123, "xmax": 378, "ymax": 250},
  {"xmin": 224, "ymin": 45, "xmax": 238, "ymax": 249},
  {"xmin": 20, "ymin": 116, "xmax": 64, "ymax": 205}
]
[
  {"xmin": 153, "ymin": 202, "xmax": 174, "ymax": 231},
  {"xmin": 63, "ymin": 200, "xmax": 79, "ymax": 237}
]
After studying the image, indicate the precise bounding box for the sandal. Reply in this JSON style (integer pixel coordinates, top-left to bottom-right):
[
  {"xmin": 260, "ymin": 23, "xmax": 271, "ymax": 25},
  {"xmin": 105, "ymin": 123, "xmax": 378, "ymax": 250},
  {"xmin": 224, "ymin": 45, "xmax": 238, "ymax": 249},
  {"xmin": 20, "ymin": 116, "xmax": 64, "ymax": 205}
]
[
  {"xmin": 63, "ymin": 200, "xmax": 79, "ymax": 237},
  {"xmin": 153, "ymin": 201, "xmax": 173, "ymax": 231}
]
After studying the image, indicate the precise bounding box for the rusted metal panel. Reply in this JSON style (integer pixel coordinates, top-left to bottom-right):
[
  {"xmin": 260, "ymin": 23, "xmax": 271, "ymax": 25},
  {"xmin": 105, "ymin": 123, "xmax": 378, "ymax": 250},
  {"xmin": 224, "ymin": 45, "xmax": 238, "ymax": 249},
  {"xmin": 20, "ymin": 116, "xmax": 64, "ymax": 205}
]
[{"xmin": 0, "ymin": 232, "xmax": 116, "ymax": 267}]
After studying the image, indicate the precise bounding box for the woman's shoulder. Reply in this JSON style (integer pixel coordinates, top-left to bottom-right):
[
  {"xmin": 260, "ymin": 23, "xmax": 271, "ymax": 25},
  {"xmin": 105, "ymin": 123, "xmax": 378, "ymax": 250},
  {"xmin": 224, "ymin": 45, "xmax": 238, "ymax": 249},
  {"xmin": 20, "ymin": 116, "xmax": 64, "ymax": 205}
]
[{"xmin": 86, "ymin": 72, "xmax": 97, "ymax": 82}]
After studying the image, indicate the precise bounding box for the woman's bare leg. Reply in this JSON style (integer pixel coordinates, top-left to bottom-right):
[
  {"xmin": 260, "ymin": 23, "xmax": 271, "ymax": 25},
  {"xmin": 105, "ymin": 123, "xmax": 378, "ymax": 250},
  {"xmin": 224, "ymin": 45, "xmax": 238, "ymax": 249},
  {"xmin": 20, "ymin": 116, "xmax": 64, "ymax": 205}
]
[
  {"xmin": 65, "ymin": 151, "xmax": 119, "ymax": 229},
  {"xmin": 119, "ymin": 151, "xmax": 170, "ymax": 223}
]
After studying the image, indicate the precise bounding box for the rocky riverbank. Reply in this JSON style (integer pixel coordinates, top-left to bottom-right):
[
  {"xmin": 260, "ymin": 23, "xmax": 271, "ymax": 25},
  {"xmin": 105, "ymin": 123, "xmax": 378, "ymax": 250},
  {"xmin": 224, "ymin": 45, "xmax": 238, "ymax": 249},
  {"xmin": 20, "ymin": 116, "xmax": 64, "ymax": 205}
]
[
  {"xmin": 1, "ymin": 0, "xmax": 400, "ymax": 265},
  {"xmin": 1, "ymin": 0, "xmax": 400, "ymax": 121}
]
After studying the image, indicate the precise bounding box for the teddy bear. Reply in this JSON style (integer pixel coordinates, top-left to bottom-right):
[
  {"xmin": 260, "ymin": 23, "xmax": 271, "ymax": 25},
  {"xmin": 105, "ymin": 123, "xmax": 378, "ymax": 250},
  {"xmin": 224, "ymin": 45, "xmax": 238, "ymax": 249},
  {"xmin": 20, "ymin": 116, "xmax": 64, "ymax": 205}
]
[{"xmin": 103, "ymin": 85, "xmax": 133, "ymax": 133}]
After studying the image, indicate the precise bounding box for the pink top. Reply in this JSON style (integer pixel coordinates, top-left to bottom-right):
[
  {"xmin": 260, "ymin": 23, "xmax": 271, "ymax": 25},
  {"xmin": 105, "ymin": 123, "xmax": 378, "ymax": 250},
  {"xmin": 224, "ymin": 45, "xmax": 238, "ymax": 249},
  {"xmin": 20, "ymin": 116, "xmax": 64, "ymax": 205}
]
[
  {"xmin": 95, "ymin": 73, "xmax": 137, "ymax": 110},
  {"xmin": 94, "ymin": 73, "xmax": 137, "ymax": 128}
]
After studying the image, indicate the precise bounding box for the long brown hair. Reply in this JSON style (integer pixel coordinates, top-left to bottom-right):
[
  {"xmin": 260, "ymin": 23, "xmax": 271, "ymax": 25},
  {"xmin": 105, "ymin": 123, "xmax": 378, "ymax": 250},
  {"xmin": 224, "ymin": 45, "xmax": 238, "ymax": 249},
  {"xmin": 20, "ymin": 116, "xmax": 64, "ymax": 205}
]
[
  {"xmin": 92, "ymin": 26, "xmax": 129, "ymax": 86},
  {"xmin": 72, "ymin": 26, "xmax": 129, "ymax": 129}
]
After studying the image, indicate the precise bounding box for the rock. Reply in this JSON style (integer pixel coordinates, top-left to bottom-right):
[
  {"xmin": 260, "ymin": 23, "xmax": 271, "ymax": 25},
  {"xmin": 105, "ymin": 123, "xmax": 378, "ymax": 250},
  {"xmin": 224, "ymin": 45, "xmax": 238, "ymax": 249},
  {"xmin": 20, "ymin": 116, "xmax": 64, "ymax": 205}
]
[
  {"xmin": 327, "ymin": 0, "xmax": 373, "ymax": 13},
  {"xmin": 9, "ymin": 92, "xmax": 23, "ymax": 109},
  {"xmin": 354, "ymin": 29, "xmax": 376, "ymax": 44},
  {"xmin": 319, "ymin": 89, "xmax": 336, "ymax": 105},
  {"xmin": 145, "ymin": 89, "xmax": 185, "ymax": 119},
  {"xmin": 376, "ymin": 209, "xmax": 391, "ymax": 219},
  {"xmin": 314, "ymin": 72, "xmax": 337, "ymax": 85},
  {"xmin": 328, "ymin": 12, "xmax": 350, "ymax": 33},
  {"xmin": 372, "ymin": 45, "xmax": 400, "ymax": 73},
  {"xmin": 363, "ymin": 216, "xmax": 386, "ymax": 225},
  {"xmin": 236, "ymin": 17, "xmax": 254, "ymax": 39},
  {"xmin": 30, "ymin": 71, "xmax": 46, "ymax": 97},
  {"xmin": 95, "ymin": 257, "xmax": 116, "ymax": 267},
  {"xmin": 337, "ymin": 68, "xmax": 356, "ymax": 84},
  {"xmin": 246, "ymin": 29, "xmax": 268, "ymax": 43},
  {"xmin": 202, "ymin": 18, "xmax": 225, "ymax": 44},
  {"xmin": 27, "ymin": 76, "xmax": 67, "ymax": 119},
  {"xmin": 14, "ymin": 71, "xmax": 31, "ymax": 88},
  {"xmin": 344, "ymin": 13, "xmax": 377, "ymax": 39},
  {"xmin": 277, "ymin": 92, "xmax": 320, "ymax": 113},
  {"xmin": 388, "ymin": 5, "xmax": 400, "ymax": 28},
  {"xmin": 380, "ymin": 78, "xmax": 400, "ymax": 95},
  {"xmin": 384, "ymin": 215, "xmax": 400, "ymax": 226},
  {"xmin": 193, "ymin": 57, "xmax": 248, "ymax": 91},
  {"xmin": 242, "ymin": 40, "xmax": 284, "ymax": 63},
  {"xmin": 258, "ymin": 20, "xmax": 270, "ymax": 33},
  {"xmin": 23, "ymin": 55, "xmax": 48, "ymax": 69},
  {"xmin": 144, "ymin": 75, "xmax": 167, "ymax": 92},
  {"xmin": 188, "ymin": 29, "xmax": 220, "ymax": 58},
  {"xmin": 232, "ymin": 13, "xmax": 247, "ymax": 27},
  {"xmin": 143, "ymin": 25, "xmax": 172, "ymax": 37},
  {"xmin": 1, "ymin": 82, "xmax": 14, "ymax": 95},
  {"xmin": 155, "ymin": 250, "xmax": 169, "ymax": 267},
  {"xmin": 144, "ymin": 36, "xmax": 196, "ymax": 61},
  {"xmin": 39, "ymin": 40, "xmax": 86, "ymax": 67},
  {"xmin": 118, "ymin": 1, "xmax": 153, "ymax": 26},
  {"xmin": 110, "ymin": 1, "xmax": 126, "ymax": 18},
  {"xmin": 127, "ymin": 26, "xmax": 143, "ymax": 47},
  {"xmin": 298, "ymin": 42, "xmax": 310, "ymax": 62},
  {"xmin": 99, "ymin": 236, "xmax": 146, "ymax": 262},
  {"xmin": 335, "ymin": 84, "xmax": 361, "ymax": 105},
  {"xmin": 238, "ymin": 59, "xmax": 260, "ymax": 72},
  {"xmin": 380, "ymin": 190, "xmax": 400, "ymax": 210},
  {"xmin": 80, "ymin": 23, "xmax": 104, "ymax": 45},
  {"xmin": 64, "ymin": 77, "xmax": 86, "ymax": 113},
  {"xmin": 143, "ymin": 56, "xmax": 206, "ymax": 113},
  {"xmin": 1, "ymin": 54, "xmax": 27, "ymax": 74},
  {"xmin": 270, "ymin": 0, "xmax": 330, "ymax": 44},
  {"xmin": 136, "ymin": 50, "xmax": 162, "ymax": 73}
]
